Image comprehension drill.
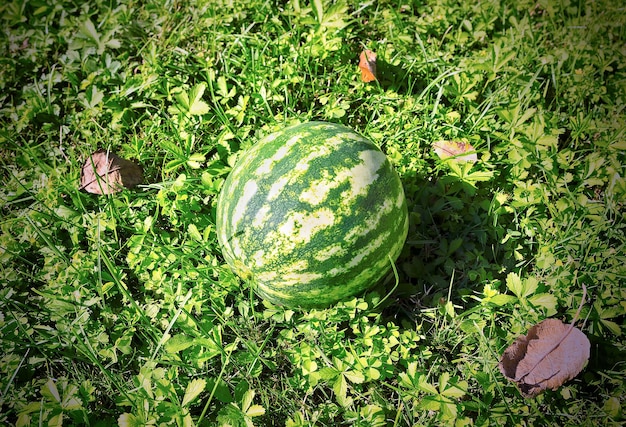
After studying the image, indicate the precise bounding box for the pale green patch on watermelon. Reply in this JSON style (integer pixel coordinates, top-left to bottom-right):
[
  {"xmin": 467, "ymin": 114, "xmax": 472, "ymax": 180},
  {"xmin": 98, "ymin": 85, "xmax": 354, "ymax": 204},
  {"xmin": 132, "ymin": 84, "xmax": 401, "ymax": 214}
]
[
  {"xmin": 267, "ymin": 176, "xmax": 289, "ymax": 201},
  {"xmin": 216, "ymin": 121, "xmax": 409, "ymax": 309},
  {"xmin": 254, "ymin": 135, "xmax": 299, "ymax": 176},
  {"xmin": 337, "ymin": 150, "xmax": 386, "ymax": 201},
  {"xmin": 313, "ymin": 243, "xmax": 345, "ymax": 262},
  {"xmin": 276, "ymin": 208, "xmax": 336, "ymax": 245},
  {"xmin": 232, "ymin": 180, "xmax": 258, "ymax": 227}
]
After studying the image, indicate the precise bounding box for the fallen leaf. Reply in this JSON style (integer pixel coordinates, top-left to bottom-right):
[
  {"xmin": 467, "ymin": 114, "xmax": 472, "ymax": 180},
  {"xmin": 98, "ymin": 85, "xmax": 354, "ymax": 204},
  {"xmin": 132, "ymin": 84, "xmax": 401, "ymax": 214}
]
[
  {"xmin": 433, "ymin": 140, "xmax": 478, "ymax": 163},
  {"xmin": 499, "ymin": 318, "xmax": 590, "ymax": 398},
  {"xmin": 80, "ymin": 150, "xmax": 143, "ymax": 194},
  {"xmin": 359, "ymin": 49, "xmax": 377, "ymax": 82}
]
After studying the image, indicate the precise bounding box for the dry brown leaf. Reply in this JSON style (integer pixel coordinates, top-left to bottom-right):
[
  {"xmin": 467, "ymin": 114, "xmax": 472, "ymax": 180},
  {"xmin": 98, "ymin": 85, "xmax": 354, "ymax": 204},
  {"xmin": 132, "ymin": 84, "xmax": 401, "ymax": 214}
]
[
  {"xmin": 80, "ymin": 150, "xmax": 143, "ymax": 195},
  {"xmin": 359, "ymin": 49, "xmax": 377, "ymax": 82},
  {"xmin": 433, "ymin": 140, "xmax": 478, "ymax": 163},
  {"xmin": 499, "ymin": 318, "xmax": 590, "ymax": 397}
]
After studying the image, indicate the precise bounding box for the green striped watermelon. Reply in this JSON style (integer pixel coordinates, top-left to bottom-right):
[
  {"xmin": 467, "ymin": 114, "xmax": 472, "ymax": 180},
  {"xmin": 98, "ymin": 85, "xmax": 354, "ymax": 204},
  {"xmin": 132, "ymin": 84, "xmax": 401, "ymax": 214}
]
[{"xmin": 216, "ymin": 121, "xmax": 408, "ymax": 309}]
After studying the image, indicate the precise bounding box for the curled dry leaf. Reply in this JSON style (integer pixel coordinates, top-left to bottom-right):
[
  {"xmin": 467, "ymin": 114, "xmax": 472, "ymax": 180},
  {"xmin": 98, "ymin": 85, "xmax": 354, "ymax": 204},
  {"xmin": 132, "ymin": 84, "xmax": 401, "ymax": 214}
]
[
  {"xmin": 359, "ymin": 49, "xmax": 377, "ymax": 82},
  {"xmin": 433, "ymin": 140, "xmax": 478, "ymax": 163},
  {"xmin": 80, "ymin": 149, "xmax": 143, "ymax": 195},
  {"xmin": 499, "ymin": 318, "xmax": 590, "ymax": 398}
]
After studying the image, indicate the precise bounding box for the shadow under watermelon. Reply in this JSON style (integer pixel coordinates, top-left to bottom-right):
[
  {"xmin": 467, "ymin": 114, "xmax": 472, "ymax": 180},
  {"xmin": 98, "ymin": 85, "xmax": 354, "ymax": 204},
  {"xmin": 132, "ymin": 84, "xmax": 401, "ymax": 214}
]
[{"xmin": 368, "ymin": 169, "xmax": 523, "ymax": 320}]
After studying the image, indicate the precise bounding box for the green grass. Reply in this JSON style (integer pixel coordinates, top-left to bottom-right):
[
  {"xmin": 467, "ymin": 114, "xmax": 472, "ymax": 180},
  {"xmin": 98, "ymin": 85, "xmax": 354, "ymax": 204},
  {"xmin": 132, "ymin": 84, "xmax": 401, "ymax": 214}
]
[{"xmin": 1, "ymin": 0, "xmax": 625, "ymax": 425}]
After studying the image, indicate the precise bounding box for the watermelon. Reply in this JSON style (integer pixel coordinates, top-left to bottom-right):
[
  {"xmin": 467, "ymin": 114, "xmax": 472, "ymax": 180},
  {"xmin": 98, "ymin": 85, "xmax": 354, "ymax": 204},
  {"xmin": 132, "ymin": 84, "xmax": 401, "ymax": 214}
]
[{"xmin": 216, "ymin": 121, "xmax": 408, "ymax": 309}]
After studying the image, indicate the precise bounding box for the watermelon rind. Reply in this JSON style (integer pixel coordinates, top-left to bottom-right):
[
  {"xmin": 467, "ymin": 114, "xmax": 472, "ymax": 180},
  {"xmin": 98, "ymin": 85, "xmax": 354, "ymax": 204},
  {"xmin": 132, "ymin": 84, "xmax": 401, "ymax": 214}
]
[{"xmin": 216, "ymin": 121, "xmax": 408, "ymax": 309}]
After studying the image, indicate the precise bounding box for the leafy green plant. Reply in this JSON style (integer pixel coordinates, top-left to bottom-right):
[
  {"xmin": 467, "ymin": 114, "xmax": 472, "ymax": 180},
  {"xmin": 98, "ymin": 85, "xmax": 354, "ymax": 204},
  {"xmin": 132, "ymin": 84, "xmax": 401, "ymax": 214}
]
[
  {"xmin": 1, "ymin": 0, "xmax": 625, "ymax": 426},
  {"xmin": 399, "ymin": 365, "xmax": 470, "ymax": 426},
  {"xmin": 216, "ymin": 388, "xmax": 266, "ymax": 427}
]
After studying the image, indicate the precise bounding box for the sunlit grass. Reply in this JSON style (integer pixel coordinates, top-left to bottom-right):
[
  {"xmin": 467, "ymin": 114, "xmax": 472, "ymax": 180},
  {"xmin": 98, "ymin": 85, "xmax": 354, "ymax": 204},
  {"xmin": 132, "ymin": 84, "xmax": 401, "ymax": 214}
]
[{"xmin": 0, "ymin": 0, "xmax": 624, "ymax": 425}]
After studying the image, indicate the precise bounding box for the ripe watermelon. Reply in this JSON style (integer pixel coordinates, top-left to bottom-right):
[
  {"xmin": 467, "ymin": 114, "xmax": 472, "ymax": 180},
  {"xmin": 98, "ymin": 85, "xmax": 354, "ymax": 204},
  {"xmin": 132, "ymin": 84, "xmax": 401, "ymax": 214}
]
[{"xmin": 216, "ymin": 121, "xmax": 408, "ymax": 309}]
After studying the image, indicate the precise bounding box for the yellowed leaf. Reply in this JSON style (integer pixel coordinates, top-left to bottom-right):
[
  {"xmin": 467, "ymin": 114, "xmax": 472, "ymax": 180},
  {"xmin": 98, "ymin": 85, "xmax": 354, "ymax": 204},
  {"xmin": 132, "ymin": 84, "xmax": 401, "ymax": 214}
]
[
  {"xmin": 433, "ymin": 140, "xmax": 478, "ymax": 163},
  {"xmin": 80, "ymin": 150, "xmax": 143, "ymax": 194},
  {"xmin": 499, "ymin": 318, "xmax": 590, "ymax": 397},
  {"xmin": 359, "ymin": 50, "xmax": 377, "ymax": 82}
]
